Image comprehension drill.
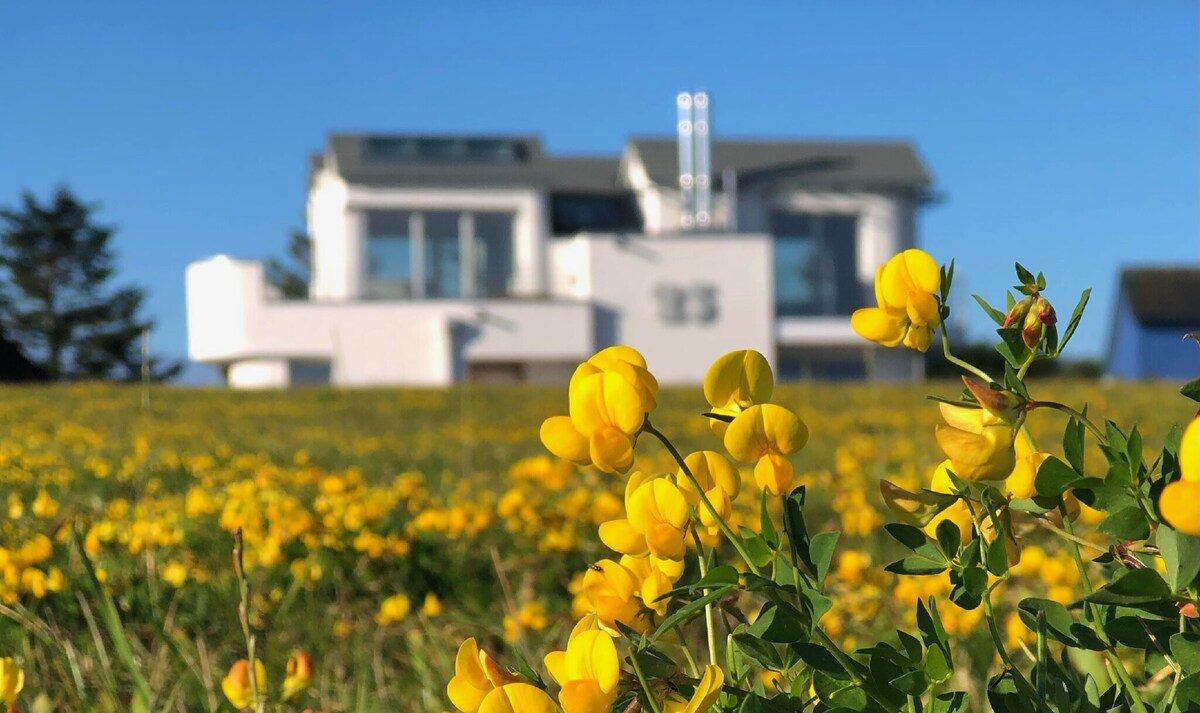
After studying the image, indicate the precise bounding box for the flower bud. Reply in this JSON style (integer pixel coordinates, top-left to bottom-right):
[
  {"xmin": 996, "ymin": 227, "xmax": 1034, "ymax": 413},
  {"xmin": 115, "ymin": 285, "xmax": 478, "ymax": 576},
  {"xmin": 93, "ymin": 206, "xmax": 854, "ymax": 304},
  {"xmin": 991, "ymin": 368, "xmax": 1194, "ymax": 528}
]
[
  {"xmin": 222, "ymin": 659, "xmax": 266, "ymax": 710},
  {"xmin": 1020, "ymin": 295, "xmax": 1056, "ymax": 349},
  {"xmin": 281, "ymin": 650, "xmax": 313, "ymax": 702},
  {"xmin": 961, "ymin": 376, "xmax": 1026, "ymax": 422},
  {"xmin": 1002, "ymin": 296, "xmax": 1034, "ymax": 329}
]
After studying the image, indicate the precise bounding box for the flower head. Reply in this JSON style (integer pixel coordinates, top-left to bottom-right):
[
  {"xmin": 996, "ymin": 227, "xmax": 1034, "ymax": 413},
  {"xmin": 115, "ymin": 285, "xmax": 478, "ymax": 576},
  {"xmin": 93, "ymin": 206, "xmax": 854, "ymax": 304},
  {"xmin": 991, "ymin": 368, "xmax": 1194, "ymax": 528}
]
[
  {"xmin": 281, "ymin": 650, "xmax": 313, "ymax": 702},
  {"xmin": 935, "ymin": 402, "xmax": 1021, "ymax": 482},
  {"xmin": 477, "ymin": 683, "xmax": 557, "ymax": 713},
  {"xmin": 0, "ymin": 658, "xmax": 23, "ymax": 710},
  {"xmin": 703, "ymin": 350, "xmax": 773, "ymax": 438},
  {"xmin": 851, "ymin": 249, "xmax": 942, "ymax": 351},
  {"xmin": 663, "ymin": 664, "xmax": 724, "ymax": 713},
  {"xmin": 724, "ymin": 404, "xmax": 808, "ymax": 495},
  {"xmin": 447, "ymin": 638, "xmax": 520, "ymax": 713},
  {"xmin": 222, "ymin": 658, "xmax": 266, "ymax": 710},
  {"xmin": 544, "ymin": 629, "xmax": 620, "ymax": 713}
]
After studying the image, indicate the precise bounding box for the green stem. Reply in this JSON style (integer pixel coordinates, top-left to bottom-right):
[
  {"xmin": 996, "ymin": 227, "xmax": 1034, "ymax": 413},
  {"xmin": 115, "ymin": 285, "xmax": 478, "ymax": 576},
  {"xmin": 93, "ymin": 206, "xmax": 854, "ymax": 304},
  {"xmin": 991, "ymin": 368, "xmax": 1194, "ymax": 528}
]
[
  {"xmin": 1057, "ymin": 502, "xmax": 1150, "ymax": 713},
  {"xmin": 1030, "ymin": 400, "xmax": 1106, "ymax": 443},
  {"xmin": 642, "ymin": 420, "xmax": 762, "ymax": 576},
  {"xmin": 690, "ymin": 527, "xmax": 719, "ymax": 666},
  {"xmin": 628, "ymin": 646, "xmax": 664, "ymax": 713},
  {"xmin": 673, "ymin": 624, "xmax": 701, "ymax": 678},
  {"xmin": 941, "ymin": 326, "xmax": 994, "ymax": 383}
]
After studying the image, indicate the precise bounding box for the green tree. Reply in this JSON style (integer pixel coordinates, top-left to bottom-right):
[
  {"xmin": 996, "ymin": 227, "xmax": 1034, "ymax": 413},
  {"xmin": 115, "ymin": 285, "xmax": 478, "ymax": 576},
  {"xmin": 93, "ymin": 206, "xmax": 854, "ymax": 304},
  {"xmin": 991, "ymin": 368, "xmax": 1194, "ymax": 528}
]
[
  {"xmin": 0, "ymin": 187, "xmax": 181, "ymax": 381},
  {"xmin": 266, "ymin": 229, "xmax": 311, "ymax": 299}
]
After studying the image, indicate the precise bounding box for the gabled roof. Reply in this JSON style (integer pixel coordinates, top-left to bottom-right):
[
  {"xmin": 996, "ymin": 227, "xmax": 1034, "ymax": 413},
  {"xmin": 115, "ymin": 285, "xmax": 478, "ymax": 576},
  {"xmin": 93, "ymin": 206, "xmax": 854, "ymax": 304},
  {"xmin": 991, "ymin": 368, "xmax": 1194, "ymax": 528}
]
[
  {"xmin": 626, "ymin": 137, "xmax": 932, "ymax": 192},
  {"xmin": 323, "ymin": 134, "xmax": 623, "ymax": 192},
  {"xmin": 1120, "ymin": 266, "xmax": 1200, "ymax": 324}
]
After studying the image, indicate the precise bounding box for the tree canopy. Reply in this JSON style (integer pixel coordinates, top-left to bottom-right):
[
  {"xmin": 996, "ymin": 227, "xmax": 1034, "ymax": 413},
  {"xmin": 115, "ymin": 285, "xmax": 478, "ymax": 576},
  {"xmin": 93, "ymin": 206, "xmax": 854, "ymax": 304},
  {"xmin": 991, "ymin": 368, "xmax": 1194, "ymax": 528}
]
[{"xmin": 0, "ymin": 187, "xmax": 180, "ymax": 381}]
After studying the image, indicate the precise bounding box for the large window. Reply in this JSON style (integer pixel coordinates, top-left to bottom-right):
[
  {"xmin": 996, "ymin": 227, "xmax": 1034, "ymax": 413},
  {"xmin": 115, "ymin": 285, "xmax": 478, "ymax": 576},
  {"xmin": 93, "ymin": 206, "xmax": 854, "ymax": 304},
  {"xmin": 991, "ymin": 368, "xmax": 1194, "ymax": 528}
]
[
  {"xmin": 771, "ymin": 211, "xmax": 860, "ymax": 317},
  {"xmin": 363, "ymin": 209, "xmax": 515, "ymax": 300}
]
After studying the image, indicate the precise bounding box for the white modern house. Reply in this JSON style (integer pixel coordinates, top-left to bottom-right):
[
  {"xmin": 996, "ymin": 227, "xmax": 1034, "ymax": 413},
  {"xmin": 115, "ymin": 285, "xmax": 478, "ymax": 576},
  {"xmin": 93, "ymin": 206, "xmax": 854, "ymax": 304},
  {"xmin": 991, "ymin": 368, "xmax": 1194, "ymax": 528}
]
[{"xmin": 187, "ymin": 95, "xmax": 934, "ymax": 388}]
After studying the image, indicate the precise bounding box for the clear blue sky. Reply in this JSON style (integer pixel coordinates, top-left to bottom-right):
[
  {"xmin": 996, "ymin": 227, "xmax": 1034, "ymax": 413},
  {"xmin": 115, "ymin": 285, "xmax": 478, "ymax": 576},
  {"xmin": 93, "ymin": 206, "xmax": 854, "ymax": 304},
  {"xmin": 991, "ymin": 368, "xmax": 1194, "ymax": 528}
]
[{"xmin": 1, "ymin": 2, "xmax": 1196, "ymax": 380}]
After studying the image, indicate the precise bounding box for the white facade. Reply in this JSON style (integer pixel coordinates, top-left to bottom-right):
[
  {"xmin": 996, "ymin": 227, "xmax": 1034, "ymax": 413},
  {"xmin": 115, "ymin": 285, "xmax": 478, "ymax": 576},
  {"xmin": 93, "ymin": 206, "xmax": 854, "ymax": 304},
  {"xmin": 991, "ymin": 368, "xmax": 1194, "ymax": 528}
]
[{"xmin": 186, "ymin": 133, "xmax": 931, "ymax": 387}]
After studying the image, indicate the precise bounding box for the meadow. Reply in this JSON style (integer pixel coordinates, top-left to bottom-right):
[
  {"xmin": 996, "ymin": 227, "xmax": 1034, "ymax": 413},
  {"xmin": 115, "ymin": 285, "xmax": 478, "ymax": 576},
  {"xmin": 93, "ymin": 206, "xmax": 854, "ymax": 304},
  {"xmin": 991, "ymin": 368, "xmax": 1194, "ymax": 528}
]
[{"xmin": 0, "ymin": 379, "xmax": 1190, "ymax": 712}]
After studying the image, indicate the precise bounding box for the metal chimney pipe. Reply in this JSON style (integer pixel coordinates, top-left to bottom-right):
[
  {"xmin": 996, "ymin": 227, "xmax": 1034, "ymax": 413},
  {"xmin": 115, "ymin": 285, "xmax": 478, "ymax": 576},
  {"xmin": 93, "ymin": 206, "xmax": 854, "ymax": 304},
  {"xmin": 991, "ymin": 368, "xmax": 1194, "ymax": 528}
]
[
  {"xmin": 676, "ymin": 92, "xmax": 695, "ymax": 229},
  {"xmin": 693, "ymin": 91, "xmax": 711, "ymax": 228}
]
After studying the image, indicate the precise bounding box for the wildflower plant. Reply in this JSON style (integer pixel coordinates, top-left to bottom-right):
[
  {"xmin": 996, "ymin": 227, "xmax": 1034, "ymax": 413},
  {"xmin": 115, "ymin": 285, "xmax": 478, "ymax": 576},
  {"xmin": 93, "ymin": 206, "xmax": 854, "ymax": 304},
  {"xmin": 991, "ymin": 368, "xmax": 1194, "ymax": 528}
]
[{"xmin": 449, "ymin": 255, "xmax": 1200, "ymax": 713}]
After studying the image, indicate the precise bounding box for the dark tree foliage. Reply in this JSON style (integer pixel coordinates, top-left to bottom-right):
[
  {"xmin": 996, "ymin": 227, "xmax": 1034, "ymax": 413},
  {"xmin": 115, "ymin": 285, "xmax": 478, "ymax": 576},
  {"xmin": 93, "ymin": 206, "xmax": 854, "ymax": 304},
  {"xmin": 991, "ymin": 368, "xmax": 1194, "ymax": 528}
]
[
  {"xmin": 0, "ymin": 187, "xmax": 181, "ymax": 381},
  {"xmin": 265, "ymin": 229, "xmax": 311, "ymax": 299}
]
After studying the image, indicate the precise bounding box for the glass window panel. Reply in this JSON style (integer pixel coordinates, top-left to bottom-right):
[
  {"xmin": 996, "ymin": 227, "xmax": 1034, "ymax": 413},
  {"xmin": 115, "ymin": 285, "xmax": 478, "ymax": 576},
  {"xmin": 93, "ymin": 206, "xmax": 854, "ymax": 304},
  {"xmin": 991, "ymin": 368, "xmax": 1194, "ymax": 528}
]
[
  {"xmin": 423, "ymin": 211, "xmax": 462, "ymax": 298},
  {"xmin": 472, "ymin": 212, "xmax": 515, "ymax": 298},
  {"xmin": 771, "ymin": 211, "xmax": 859, "ymax": 317},
  {"xmin": 821, "ymin": 215, "xmax": 859, "ymax": 314},
  {"xmin": 773, "ymin": 236, "xmax": 819, "ymax": 316},
  {"xmin": 365, "ymin": 211, "xmax": 413, "ymax": 298}
]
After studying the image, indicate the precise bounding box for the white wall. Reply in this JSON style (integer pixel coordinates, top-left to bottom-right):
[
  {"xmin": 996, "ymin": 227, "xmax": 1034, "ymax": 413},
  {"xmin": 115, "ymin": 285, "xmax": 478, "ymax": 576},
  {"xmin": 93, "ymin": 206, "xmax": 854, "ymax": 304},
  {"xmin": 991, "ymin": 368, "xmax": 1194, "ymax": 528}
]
[
  {"xmin": 554, "ymin": 233, "xmax": 775, "ymax": 384},
  {"xmin": 187, "ymin": 257, "xmax": 593, "ymax": 386}
]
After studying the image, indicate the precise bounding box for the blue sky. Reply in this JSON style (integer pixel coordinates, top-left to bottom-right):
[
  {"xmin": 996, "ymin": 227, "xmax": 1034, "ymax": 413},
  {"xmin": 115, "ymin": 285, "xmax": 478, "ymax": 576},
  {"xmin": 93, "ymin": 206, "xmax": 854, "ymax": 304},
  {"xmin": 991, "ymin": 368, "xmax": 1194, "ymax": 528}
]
[{"xmin": 1, "ymin": 2, "xmax": 1196, "ymax": 380}]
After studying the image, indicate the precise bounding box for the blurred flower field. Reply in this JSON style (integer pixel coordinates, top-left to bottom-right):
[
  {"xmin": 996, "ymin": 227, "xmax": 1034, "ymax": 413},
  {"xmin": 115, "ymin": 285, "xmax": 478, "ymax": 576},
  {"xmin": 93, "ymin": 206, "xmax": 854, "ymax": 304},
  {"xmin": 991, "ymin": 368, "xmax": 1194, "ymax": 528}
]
[{"xmin": 0, "ymin": 379, "xmax": 1189, "ymax": 712}]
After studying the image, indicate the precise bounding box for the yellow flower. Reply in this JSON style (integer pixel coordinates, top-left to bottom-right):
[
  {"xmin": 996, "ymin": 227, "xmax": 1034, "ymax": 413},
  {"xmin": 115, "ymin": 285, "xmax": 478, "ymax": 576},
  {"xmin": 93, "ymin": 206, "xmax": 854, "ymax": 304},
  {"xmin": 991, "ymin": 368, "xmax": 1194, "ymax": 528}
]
[
  {"xmin": 578, "ymin": 559, "xmax": 644, "ymax": 633},
  {"xmin": 541, "ymin": 372, "xmax": 646, "ymax": 474},
  {"xmin": 599, "ymin": 473, "xmax": 689, "ymax": 560},
  {"xmin": 703, "ymin": 350, "xmax": 773, "ymax": 438},
  {"xmin": 477, "ymin": 683, "xmax": 557, "ymax": 713},
  {"xmin": 221, "ymin": 658, "xmax": 266, "ymax": 709},
  {"xmin": 724, "ymin": 404, "xmax": 808, "ymax": 495},
  {"xmin": 544, "ymin": 629, "xmax": 620, "ymax": 713},
  {"xmin": 935, "ymin": 403, "xmax": 1020, "ymax": 482},
  {"xmin": 281, "ymin": 650, "xmax": 313, "ymax": 702},
  {"xmin": 161, "ymin": 560, "xmax": 188, "ymax": 588},
  {"xmin": 850, "ymin": 249, "xmax": 941, "ymax": 351},
  {"xmin": 447, "ymin": 638, "xmax": 520, "ymax": 713},
  {"xmin": 375, "ymin": 593, "xmax": 411, "ymax": 625},
  {"xmin": 922, "ymin": 460, "xmax": 974, "ymax": 543},
  {"xmin": 0, "ymin": 657, "xmax": 23, "ymax": 709},
  {"xmin": 676, "ymin": 450, "xmax": 741, "ymax": 504},
  {"xmin": 663, "ymin": 664, "xmax": 724, "ymax": 713},
  {"xmin": 572, "ymin": 346, "xmax": 659, "ymax": 413},
  {"xmin": 422, "ymin": 592, "xmax": 443, "ymax": 617},
  {"xmin": 621, "ymin": 553, "xmax": 684, "ymax": 618},
  {"xmin": 1161, "ymin": 415, "xmax": 1199, "ymax": 536},
  {"xmin": 1004, "ymin": 431, "xmax": 1048, "ymax": 499}
]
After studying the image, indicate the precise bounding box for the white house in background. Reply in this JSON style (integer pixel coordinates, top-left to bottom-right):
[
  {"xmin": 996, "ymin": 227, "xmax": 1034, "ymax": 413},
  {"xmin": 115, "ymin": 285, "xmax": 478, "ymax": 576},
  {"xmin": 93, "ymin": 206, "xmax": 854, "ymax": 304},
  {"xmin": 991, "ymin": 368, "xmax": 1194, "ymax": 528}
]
[{"xmin": 187, "ymin": 97, "xmax": 934, "ymax": 388}]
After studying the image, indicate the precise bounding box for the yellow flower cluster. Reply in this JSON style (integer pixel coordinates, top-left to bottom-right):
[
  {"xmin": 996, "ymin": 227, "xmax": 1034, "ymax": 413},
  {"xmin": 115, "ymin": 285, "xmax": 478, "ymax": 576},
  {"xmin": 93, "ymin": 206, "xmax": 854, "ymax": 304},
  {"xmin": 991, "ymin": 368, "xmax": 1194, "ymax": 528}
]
[{"xmin": 851, "ymin": 249, "xmax": 942, "ymax": 351}]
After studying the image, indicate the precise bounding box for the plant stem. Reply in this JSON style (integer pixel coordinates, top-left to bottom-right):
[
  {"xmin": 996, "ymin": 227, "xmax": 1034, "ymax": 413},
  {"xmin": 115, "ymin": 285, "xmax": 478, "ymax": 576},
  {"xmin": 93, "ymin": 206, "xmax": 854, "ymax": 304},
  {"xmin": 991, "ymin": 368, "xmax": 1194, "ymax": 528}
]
[
  {"xmin": 233, "ymin": 529, "xmax": 265, "ymax": 713},
  {"xmin": 941, "ymin": 327, "xmax": 994, "ymax": 383},
  {"xmin": 628, "ymin": 646, "xmax": 664, "ymax": 713},
  {"xmin": 1029, "ymin": 401, "xmax": 1106, "ymax": 442},
  {"xmin": 690, "ymin": 528, "xmax": 719, "ymax": 666},
  {"xmin": 641, "ymin": 420, "xmax": 762, "ymax": 577},
  {"xmin": 1056, "ymin": 504, "xmax": 1150, "ymax": 713}
]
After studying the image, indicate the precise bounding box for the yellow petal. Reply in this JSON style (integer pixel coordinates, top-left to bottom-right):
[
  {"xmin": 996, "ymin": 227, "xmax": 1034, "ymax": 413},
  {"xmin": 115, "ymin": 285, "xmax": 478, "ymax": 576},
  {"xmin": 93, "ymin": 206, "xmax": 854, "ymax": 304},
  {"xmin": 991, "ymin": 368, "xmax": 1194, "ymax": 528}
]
[
  {"xmin": 899, "ymin": 249, "xmax": 941, "ymax": 294},
  {"xmin": 851, "ymin": 307, "xmax": 905, "ymax": 346},
  {"xmin": 922, "ymin": 500, "xmax": 974, "ymax": 543},
  {"xmin": 560, "ymin": 680, "xmax": 613, "ymax": 713},
  {"xmin": 540, "ymin": 416, "xmax": 591, "ymax": 464},
  {"xmin": 651, "ymin": 479, "xmax": 690, "ymax": 529},
  {"xmin": 938, "ymin": 404, "xmax": 985, "ymax": 435},
  {"xmin": 702, "ymin": 350, "xmax": 773, "ymax": 410},
  {"xmin": 1160, "ymin": 480, "xmax": 1200, "ymax": 536},
  {"xmin": 543, "ymin": 650, "xmax": 567, "ymax": 686},
  {"xmin": 880, "ymin": 252, "xmax": 916, "ymax": 307},
  {"xmin": 906, "ymin": 290, "xmax": 940, "ymax": 327},
  {"xmin": 564, "ymin": 630, "xmax": 620, "ymax": 694},
  {"xmin": 680, "ymin": 450, "xmax": 741, "ymax": 502},
  {"xmin": 681, "ymin": 664, "xmax": 725, "ymax": 713},
  {"xmin": 903, "ymin": 325, "xmax": 935, "ymax": 352},
  {"xmin": 1181, "ymin": 416, "xmax": 1199, "ymax": 483},
  {"xmin": 754, "ymin": 454, "xmax": 794, "ymax": 496},
  {"xmin": 645, "ymin": 522, "xmax": 687, "ymax": 559},
  {"xmin": 590, "ymin": 345, "xmax": 648, "ymax": 370},
  {"xmin": 589, "ymin": 427, "xmax": 635, "ymax": 474},
  {"xmin": 760, "ymin": 404, "xmax": 808, "ymax": 454},
  {"xmin": 598, "ymin": 519, "xmax": 647, "ymax": 556},
  {"xmin": 724, "ymin": 406, "xmax": 768, "ymax": 463},
  {"xmin": 478, "ymin": 683, "xmax": 557, "ymax": 713}
]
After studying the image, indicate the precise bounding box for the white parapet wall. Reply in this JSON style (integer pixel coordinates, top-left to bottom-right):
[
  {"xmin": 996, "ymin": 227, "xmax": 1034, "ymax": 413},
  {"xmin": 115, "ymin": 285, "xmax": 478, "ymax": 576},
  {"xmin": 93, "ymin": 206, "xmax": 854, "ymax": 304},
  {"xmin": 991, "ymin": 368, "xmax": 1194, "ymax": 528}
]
[{"xmin": 186, "ymin": 256, "xmax": 593, "ymax": 387}]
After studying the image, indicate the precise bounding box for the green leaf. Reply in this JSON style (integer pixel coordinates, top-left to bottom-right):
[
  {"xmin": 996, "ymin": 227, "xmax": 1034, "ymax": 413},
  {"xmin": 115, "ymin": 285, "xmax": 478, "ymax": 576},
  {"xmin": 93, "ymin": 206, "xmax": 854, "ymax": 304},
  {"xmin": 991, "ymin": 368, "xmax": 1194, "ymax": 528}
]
[
  {"xmin": 650, "ymin": 585, "xmax": 733, "ymax": 641},
  {"xmin": 1171, "ymin": 633, "xmax": 1200, "ymax": 675},
  {"xmin": 1035, "ymin": 271, "xmax": 1046, "ymax": 291},
  {"xmin": 748, "ymin": 601, "xmax": 809, "ymax": 644},
  {"xmin": 924, "ymin": 644, "xmax": 953, "ymax": 684},
  {"xmin": 935, "ymin": 518, "xmax": 961, "ymax": 558},
  {"xmin": 810, "ymin": 531, "xmax": 840, "ymax": 585},
  {"xmin": 1014, "ymin": 262, "xmax": 1036, "ymax": 286},
  {"xmin": 1085, "ymin": 568, "xmax": 1170, "ymax": 606},
  {"xmin": 890, "ymin": 669, "xmax": 928, "ymax": 696},
  {"xmin": 1063, "ymin": 417, "xmax": 1085, "ymax": 474},
  {"xmin": 887, "ymin": 556, "xmax": 948, "ymax": 576},
  {"xmin": 1181, "ymin": 378, "xmax": 1200, "ymax": 403},
  {"xmin": 791, "ymin": 642, "xmax": 847, "ymax": 675},
  {"xmin": 1157, "ymin": 523, "xmax": 1200, "ymax": 591},
  {"xmin": 733, "ymin": 632, "xmax": 784, "ymax": 670},
  {"xmin": 986, "ymin": 534, "xmax": 1010, "ymax": 577},
  {"xmin": 973, "ymin": 294, "xmax": 1007, "ymax": 326},
  {"xmin": 1097, "ymin": 506, "xmax": 1150, "ymax": 541},
  {"xmin": 995, "ymin": 326, "xmax": 1031, "ymax": 368},
  {"xmin": 897, "ymin": 630, "xmax": 923, "ymax": 663},
  {"xmin": 1018, "ymin": 598, "xmax": 1106, "ymax": 651},
  {"xmin": 884, "ymin": 524, "xmax": 950, "ymax": 574},
  {"xmin": 1035, "ymin": 456, "xmax": 1080, "ymax": 497},
  {"xmin": 1057, "ymin": 288, "xmax": 1091, "ymax": 355},
  {"xmin": 929, "ymin": 691, "xmax": 969, "ymax": 713},
  {"xmin": 693, "ymin": 564, "xmax": 741, "ymax": 590},
  {"xmin": 632, "ymin": 645, "xmax": 678, "ymax": 679},
  {"xmin": 759, "ymin": 490, "xmax": 779, "ymax": 550},
  {"xmin": 949, "ymin": 568, "xmax": 984, "ymax": 611},
  {"xmin": 740, "ymin": 527, "xmax": 775, "ymax": 570}
]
